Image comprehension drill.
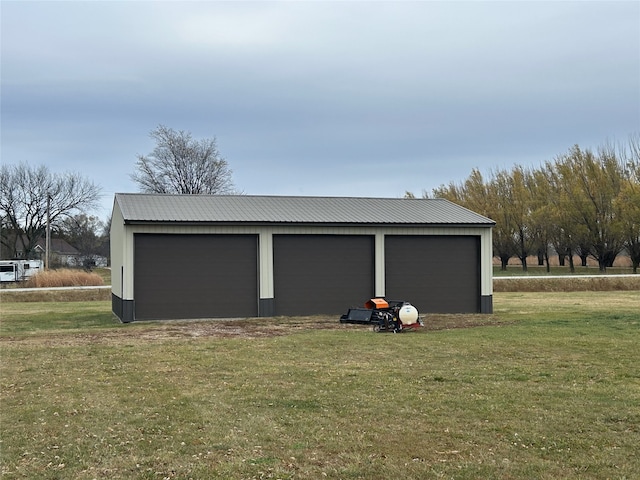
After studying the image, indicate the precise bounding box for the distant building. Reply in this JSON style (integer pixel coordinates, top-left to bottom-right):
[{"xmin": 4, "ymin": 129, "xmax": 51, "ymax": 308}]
[
  {"xmin": 2, "ymin": 235, "xmax": 106, "ymax": 268},
  {"xmin": 3, "ymin": 236, "xmax": 80, "ymax": 265},
  {"xmin": 33, "ymin": 238, "xmax": 80, "ymax": 266}
]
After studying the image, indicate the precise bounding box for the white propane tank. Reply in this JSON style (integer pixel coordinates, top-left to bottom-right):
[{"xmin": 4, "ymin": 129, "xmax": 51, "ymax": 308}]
[{"xmin": 398, "ymin": 303, "xmax": 419, "ymax": 325}]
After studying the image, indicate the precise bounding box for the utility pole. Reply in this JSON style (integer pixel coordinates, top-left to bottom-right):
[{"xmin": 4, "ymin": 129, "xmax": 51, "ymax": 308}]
[{"xmin": 46, "ymin": 194, "xmax": 51, "ymax": 270}]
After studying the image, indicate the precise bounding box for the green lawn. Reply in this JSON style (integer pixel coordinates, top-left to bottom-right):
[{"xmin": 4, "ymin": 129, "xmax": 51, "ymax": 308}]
[{"xmin": 1, "ymin": 292, "xmax": 638, "ymax": 479}]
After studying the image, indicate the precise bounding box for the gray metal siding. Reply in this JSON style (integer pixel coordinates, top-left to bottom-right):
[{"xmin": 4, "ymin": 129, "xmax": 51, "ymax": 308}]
[
  {"xmin": 273, "ymin": 235, "xmax": 374, "ymax": 316},
  {"xmin": 115, "ymin": 194, "xmax": 495, "ymax": 226},
  {"xmin": 385, "ymin": 235, "xmax": 480, "ymax": 313},
  {"xmin": 134, "ymin": 234, "xmax": 258, "ymax": 320}
]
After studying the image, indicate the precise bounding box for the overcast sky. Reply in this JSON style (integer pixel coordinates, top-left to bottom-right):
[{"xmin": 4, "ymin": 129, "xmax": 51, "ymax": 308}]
[{"xmin": 2, "ymin": 0, "xmax": 639, "ymax": 220}]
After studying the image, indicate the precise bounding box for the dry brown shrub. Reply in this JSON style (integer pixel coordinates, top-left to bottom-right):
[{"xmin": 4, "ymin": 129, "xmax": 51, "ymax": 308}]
[
  {"xmin": 493, "ymin": 276, "xmax": 640, "ymax": 292},
  {"xmin": 24, "ymin": 269, "xmax": 104, "ymax": 288}
]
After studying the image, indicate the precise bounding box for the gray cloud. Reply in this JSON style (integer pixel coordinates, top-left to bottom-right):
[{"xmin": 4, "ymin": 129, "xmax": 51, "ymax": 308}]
[{"xmin": 2, "ymin": 1, "xmax": 638, "ymax": 217}]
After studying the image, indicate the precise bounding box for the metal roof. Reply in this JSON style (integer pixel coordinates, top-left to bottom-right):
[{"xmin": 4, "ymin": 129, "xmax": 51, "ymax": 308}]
[{"xmin": 114, "ymin": 193, "xmax": 495, "ymax": 226}]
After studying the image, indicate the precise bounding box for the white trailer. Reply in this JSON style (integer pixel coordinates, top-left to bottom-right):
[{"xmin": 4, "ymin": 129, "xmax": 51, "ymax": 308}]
[{"xmin": 0, "ymin": 260, "xmax": 43, "ymax": 282}]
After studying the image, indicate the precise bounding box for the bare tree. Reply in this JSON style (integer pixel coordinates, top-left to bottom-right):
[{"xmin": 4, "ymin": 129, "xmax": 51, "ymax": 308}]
[
  {"xmin": 0, "ymin": 162, "xmax": 102, "ymax": 259},
  {"xmin": 57, "ymin": 213, "xmax": 107, "ymax": 268},
  {"xmin": 131, "ymin": 125, "xmax": 236, "ymax": 194}
]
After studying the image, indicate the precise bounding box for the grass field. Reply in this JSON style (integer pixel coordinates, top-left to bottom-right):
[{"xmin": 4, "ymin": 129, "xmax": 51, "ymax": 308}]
[{"xmin": 1, "ymin": 292, "xmax": 639, "ymax": 479}]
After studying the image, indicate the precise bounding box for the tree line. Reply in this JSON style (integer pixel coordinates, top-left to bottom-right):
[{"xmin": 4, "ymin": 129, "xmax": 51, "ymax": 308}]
[
  {"xmin": 3, "ymin": 127, "xmax": 638, "ymax": 273},
  {"xmin": 412, "ymin": 136, "xmax": 640, "ymax": 273}
]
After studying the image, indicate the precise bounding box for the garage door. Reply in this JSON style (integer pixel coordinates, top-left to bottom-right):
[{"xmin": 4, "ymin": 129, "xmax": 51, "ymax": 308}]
[
  {"xmin": 385, "ymin": 235, "xmax": 480, "ymax": 313},
  {"xmin": 134, "ymin": 234, "xmax": 258, "ymax": 320},
  {"xmin": 273, "ymin": 235, "xmax": 374, "ymax": 316}
]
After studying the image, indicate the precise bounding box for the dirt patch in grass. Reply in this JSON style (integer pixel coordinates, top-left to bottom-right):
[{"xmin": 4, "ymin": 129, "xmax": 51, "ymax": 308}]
[{"xmin": 0, "ymin": 313, "xmax": 506, "ymax": 346}]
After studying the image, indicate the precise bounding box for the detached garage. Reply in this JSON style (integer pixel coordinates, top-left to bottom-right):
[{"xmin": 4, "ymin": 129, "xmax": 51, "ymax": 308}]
[{"xmin": 111, "ymin": 194, "xmax": 495, "ymax": 322}]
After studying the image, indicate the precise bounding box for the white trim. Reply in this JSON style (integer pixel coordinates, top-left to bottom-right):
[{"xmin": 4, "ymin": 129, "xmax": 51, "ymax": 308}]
[
  {"xmin": 259, "ymin": 231, "xmax": 274, "ymax": 299},
  {"xmin": 375, "ymin": 232, "xmax": 385, "ymax": 297}
]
